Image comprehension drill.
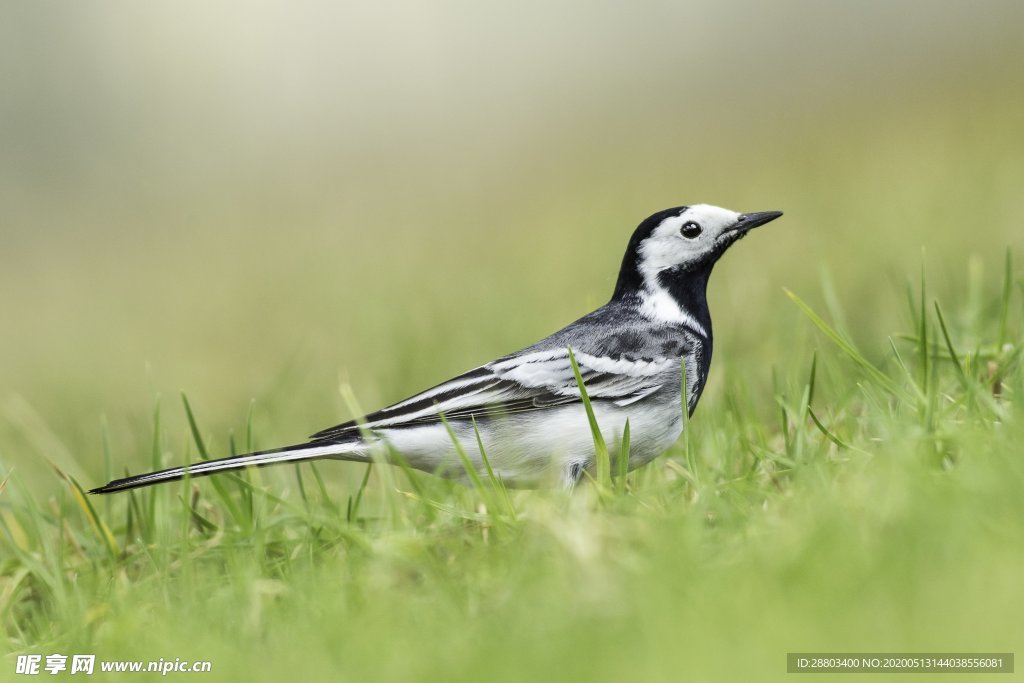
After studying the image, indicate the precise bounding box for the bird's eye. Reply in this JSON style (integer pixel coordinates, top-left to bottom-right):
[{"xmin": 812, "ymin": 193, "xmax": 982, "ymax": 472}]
[{"xmin": 680, "ymin": 221, "xmax": 702, "ymax": 239}]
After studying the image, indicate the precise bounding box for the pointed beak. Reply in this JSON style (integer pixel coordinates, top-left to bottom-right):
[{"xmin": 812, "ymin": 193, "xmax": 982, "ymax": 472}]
[{"xmin": 732, "ymin": 211, "xmax": 783, "ymax": 233}]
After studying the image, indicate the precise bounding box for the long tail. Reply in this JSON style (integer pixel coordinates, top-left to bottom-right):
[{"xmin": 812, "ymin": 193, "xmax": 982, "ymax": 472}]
[{"xmin": 89, "ymin": 440, "xmax": 366, "ymax": 494}]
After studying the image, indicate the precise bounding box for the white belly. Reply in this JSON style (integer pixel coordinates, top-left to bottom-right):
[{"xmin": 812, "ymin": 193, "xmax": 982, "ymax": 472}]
[{"xmin": 376, "ymin": 394, "xmax": 684, "ymax": 486}]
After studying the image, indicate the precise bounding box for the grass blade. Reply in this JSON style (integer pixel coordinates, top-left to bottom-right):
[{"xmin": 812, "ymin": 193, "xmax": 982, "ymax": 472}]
[
  {"xmin": 439, "ymin": 412, "xmax": 498, "ymax": 521},
  {"xmin": 807, "ymin": 407, "xmax": 851, "ymax": 450},
  {"xmin": 181, "ymin": 393, "xmax": 244, "ymax": 527},
  {"xmin": 567, "ymin": 346, "xmax": 611, "ymax": 490},
  {"xmin": 933, "ymin": 301, "xmax": 968, "ymax": 386},
  {"xmin": 997, "ymin": 248, "xmax": 1012, "ymax": 351},
  {"xmin": 60, "ymin": 471, "xmax": 119, "ymax": 560},
  {"xmin": 472, "ymin": 417, "xmax": 516, "ymax": 520},
  {"xmin": 347, "ymin": 463, "xmax": 373, "ymax": 524},
  {"xmin": 616, "ymin": 419, "xmax": 631, "ymax": 495},
  {"xmin": 919, "ymin": 260, "xmax": 929, "ymax": 395},
  {"xmin": 785, "ymin": 289, "xmax": 910, "ymax": 401}
]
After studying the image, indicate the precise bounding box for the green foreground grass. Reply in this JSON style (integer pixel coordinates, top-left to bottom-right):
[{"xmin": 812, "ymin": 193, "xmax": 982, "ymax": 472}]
[{"xmin": 2, "ymin": 255, "xmax": 1022, "ymax": 682}]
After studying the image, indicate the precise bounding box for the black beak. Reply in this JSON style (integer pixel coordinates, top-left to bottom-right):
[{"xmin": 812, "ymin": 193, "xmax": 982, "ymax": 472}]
[{"xmin": 732, "ymin": 211, "xmax": 783, "ymax": 233}]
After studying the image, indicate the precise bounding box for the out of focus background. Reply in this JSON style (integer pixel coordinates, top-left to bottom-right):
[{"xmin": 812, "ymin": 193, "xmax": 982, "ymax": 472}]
[
  {"xmin": 2, "ymin": 3, "xmax": 1023, "ymax": 680},
  {"xmin": 3, "ymin": 2, "xmax": 1022, "ymax": 485}
]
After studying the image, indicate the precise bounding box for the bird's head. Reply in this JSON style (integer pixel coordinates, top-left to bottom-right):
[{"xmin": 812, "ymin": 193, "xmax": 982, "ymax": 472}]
[{"xmin": 612, "ymin": 204, "xmax": 783, "ymax": 320}]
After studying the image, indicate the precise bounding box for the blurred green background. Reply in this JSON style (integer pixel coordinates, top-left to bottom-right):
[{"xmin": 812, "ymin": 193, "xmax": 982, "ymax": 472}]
[{"xmin": 1, "ymin": 3, "xmax": 1024, "ymax": 679}]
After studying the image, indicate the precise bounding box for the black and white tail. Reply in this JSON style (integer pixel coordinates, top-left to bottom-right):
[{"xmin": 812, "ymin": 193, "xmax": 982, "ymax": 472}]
[{"xmin": 88, "ymin": 440, "xmax": 367, "ymax": 494}]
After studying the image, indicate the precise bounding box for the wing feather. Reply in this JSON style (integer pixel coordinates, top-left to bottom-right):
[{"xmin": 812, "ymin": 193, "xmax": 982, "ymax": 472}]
[{"xmin": 310, "ymin": 349, "xmax": 675, "ymax": 440}]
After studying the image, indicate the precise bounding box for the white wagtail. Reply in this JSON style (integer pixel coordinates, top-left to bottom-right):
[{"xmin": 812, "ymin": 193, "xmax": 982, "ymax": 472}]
[{"xmin": 91, "ymin": 204, "xmax": 782, "ymax": 494}]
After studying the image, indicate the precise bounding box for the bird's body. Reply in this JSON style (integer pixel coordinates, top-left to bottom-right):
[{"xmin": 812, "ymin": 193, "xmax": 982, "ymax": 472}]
[{"xmin": 91, "ymin": 204, "xmax": 781, "ymax": 494}]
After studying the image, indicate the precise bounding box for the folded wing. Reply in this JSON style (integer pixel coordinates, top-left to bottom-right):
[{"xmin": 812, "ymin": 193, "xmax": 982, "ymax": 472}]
[{"xmin": 310, "ymin": 348, "xmax": 675, "ymax": 441}]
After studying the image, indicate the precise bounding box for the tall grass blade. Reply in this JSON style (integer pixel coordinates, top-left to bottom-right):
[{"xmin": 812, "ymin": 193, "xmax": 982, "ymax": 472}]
[
  {"xmin": 439, "ymin": 412, "xmax": 495, "ymax": 517},
  {"xmin": 472, "ymin": 417, "xmax": 516, "ymax": 519},
  {"xmin": 681, "ymin": 356, "xmax": 699, "ymax": 487},
  {"xmin": 99, "ymin": 415, "xmax": 112, "ymax": 518},
  {"xmin": 340, "ymin": 384, "xmax": 400, "ymax": 527},
  {"xmin": 933, "ymin": 301, "xmax": 968, "ymax": 385},
  {"xmin": 919, "ymin": 261, "xmax": 929, "ymax": 395},
  {"xmin": 807, "ymin": 408, "xmax": 851, "ymax": 450},
  {"xmin": 347, "ymin": 463, "xmax": 373, "ymax": 523},
  {"xmin": 567, "ymin": 346, "xmax": 611, "ymax": 490},
  {"xmin": 997, "ymin": 249, "xmax": 1012, "ymax": 351},
  {"xmin": 807, "ymin": 351, "xmax": 818, "ymax": 406},
  {"xmin": 181, "ymin": 393, "xmax": 244, "ymax": 527},
  {"xmin": 785, "ymin": 289, "xmax": 909, "ymax": 400},
  {"xmin": 59, "ymin": 471, "xmax": 119, "ymax": 560},
  {"xmin": 616, "ymin": 419, "xmax": 631, "ymax": 495},
  {"xmin": 147, "ymin": 396, "xmax": 162, "ymax": 539}
]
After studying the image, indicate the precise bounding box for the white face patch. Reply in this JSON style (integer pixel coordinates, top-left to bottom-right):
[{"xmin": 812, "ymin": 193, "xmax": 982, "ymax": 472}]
[
  {"xmin": 636, "ymin": 204, "xmax": 739, "ymax": 326},
  {"xmin": 636, "ymin": 204, "xmax": 740, "ymax": 280}
]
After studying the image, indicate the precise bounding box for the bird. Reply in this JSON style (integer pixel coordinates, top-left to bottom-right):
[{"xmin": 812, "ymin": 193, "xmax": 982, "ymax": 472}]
[{"xmin": 90, "ymin": 204, "xmax": 782, "ymax": 494}]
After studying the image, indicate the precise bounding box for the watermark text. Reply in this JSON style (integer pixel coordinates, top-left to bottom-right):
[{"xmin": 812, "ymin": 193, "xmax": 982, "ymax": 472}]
[{"xmin": 15, "ymin": 654, "xmax": 212, "ymax": 676}]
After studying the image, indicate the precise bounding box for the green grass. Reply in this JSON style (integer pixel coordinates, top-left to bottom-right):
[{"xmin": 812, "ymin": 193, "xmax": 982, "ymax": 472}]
[{"xmin": 1, "ymin": 252, "xmax": 1021, "ymax": 681}]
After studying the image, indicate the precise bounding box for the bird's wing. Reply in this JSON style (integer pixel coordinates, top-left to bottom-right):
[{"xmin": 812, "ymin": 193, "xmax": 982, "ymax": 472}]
[{"xmin": 310, "ymin": 348, "xmax": 676, "ymax": 440}]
